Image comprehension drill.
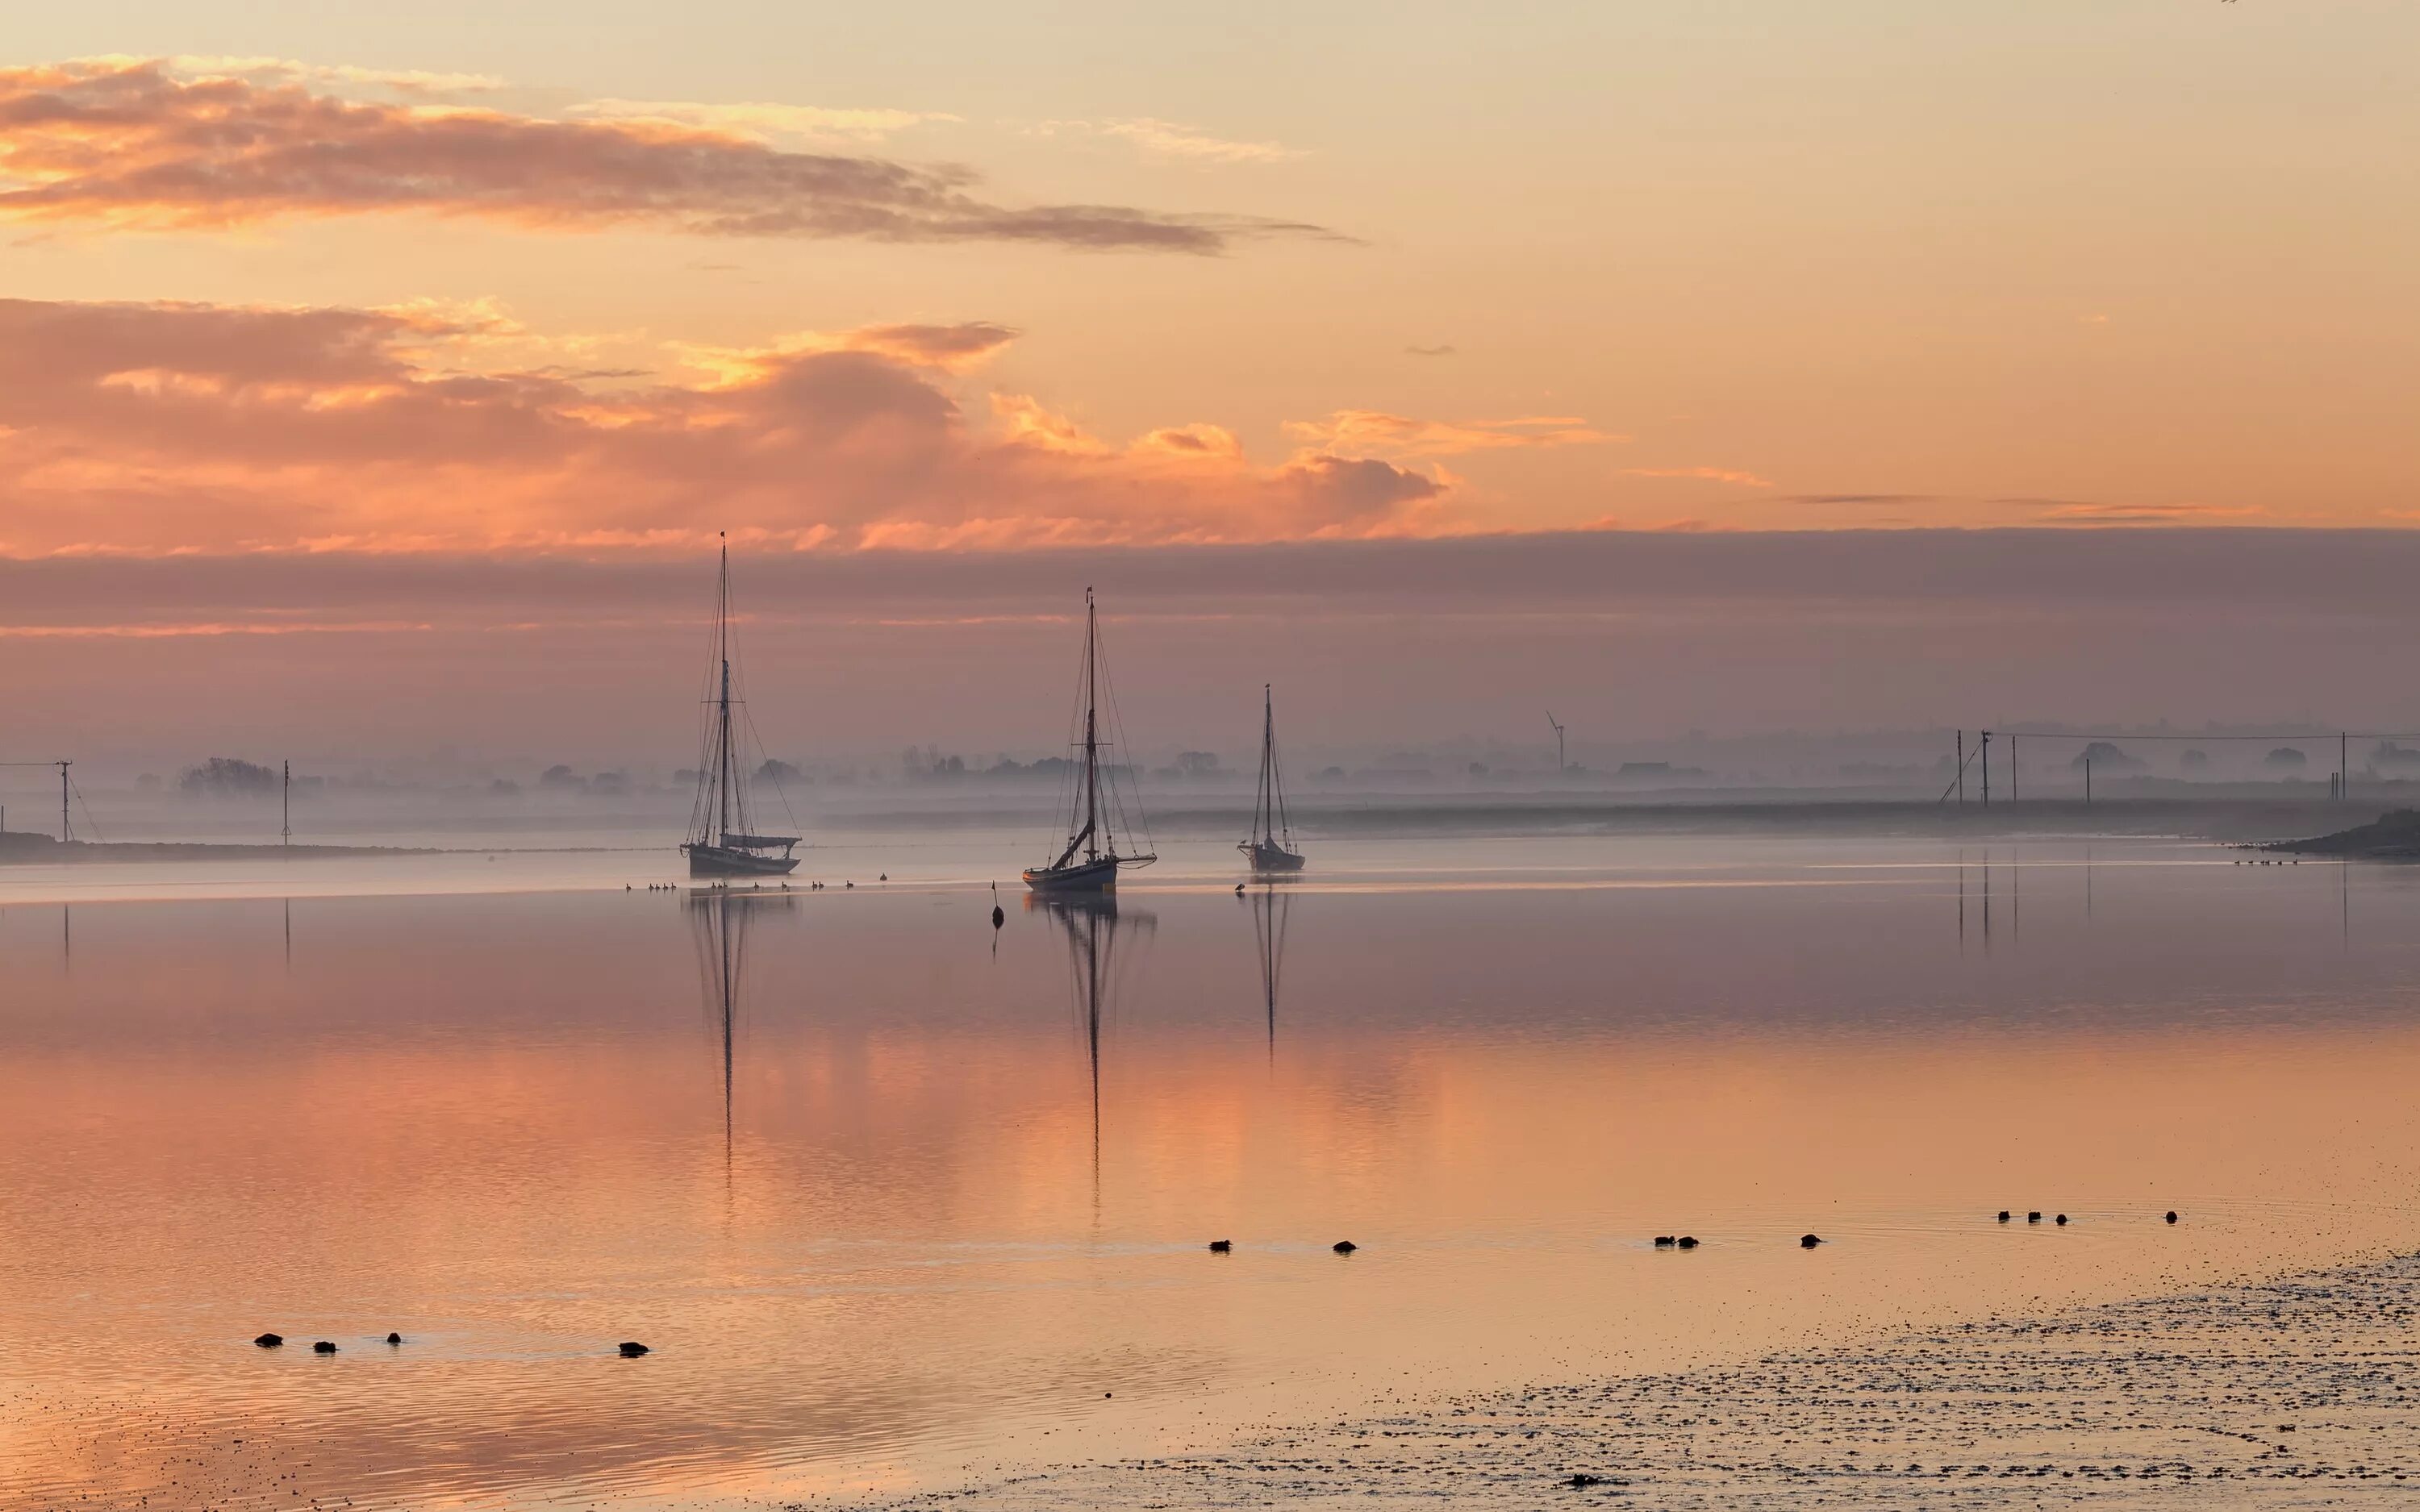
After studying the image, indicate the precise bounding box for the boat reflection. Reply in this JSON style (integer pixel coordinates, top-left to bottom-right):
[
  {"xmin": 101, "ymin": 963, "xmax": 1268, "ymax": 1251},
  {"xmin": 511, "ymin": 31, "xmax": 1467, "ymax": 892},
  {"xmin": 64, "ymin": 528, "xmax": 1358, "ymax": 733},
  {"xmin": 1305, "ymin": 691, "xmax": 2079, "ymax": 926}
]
[
  {"xmin": 689, "ymin": 887, "xmax": 795, "ymax": 1164},
  {"xmin": 1245, "ymin": 883, "xmax": 1291, "ymax": 1055},
  {"xmin": 1029, "ymin": 894, "xmax": 1154, "ymax": 1185}
]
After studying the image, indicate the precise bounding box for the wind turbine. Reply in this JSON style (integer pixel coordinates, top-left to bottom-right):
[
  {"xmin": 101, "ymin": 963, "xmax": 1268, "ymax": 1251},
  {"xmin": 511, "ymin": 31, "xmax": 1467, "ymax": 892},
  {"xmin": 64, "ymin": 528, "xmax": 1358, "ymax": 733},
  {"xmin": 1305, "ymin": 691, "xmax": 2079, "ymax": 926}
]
[{"xmin": 1546, "ymin": 711, "xmax": 1566, "ymax": 774}]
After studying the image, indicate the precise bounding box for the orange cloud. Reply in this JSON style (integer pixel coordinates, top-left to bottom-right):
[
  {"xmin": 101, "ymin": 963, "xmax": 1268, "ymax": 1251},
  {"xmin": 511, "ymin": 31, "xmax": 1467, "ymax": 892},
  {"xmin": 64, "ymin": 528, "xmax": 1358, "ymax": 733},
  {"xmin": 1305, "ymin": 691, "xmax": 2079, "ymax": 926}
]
[
  {"xmin": 0, "ymin": 298, "xmax": 1444, "ymax": 556},
  {"xmin": 0, "ymin": 60, "xmax": 1337, "ymax": 252},
  {"xmin": 1282, "ymin": 410, "xmax": 1617, "ymax": 460},
  {"xmin": 1624, "ymin": 466, "xmax": 1775, "ymax": 488}
]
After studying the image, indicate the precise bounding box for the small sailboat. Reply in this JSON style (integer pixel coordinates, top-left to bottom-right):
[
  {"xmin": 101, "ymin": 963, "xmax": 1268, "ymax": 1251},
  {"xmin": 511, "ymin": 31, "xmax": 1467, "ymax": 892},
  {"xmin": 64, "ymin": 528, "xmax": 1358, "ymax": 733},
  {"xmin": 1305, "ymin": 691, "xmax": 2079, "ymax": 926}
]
[
  {"xmin": 1024, "ymin": 589, "xmax": 1156, "ymax": 893},
  {"xmin": 1238, "ymin": 683, "xmax": 1305, "ymax": 873},
  {"xmin": 681, "ymin": 536, "xmax": 801, "ymax": 878}
]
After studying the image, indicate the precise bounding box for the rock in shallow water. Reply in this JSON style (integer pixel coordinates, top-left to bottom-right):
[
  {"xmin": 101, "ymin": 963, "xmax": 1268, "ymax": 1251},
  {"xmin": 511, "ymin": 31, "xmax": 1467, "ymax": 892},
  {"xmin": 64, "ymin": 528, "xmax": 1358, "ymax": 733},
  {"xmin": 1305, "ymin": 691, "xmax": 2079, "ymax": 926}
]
[
  {"xmin": 311, "ymin": 1340, "xmax": 336, "ymax": 1354},
  {"xmin": 1333, "ymin": 1240, "xmax": 1358, "ymax": 1254},
  {"xmin": 253, "ymin": 1333, "xmax": 282, "ymax": 1348},
  {"xmin": 619, "ymin": 1341, "xmax": 651, "ymax": 1357}
]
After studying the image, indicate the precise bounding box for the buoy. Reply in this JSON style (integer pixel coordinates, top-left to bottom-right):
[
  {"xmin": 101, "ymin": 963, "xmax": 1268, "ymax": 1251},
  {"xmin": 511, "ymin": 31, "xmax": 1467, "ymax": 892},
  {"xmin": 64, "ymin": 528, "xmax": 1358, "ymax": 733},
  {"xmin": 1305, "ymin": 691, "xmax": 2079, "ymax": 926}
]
[
  {"xmin": 311, "ymin": 1340, "xmax": 336, "ymax": 1354},
  {"xmin": 1333, "ymin": 1239, "xmax": 1358, "ymax": 1254},
  {"xmin": 1676, "ymin": 1235, "xmax": 1699, "ymax": 1250},
  {"xmin": 254, "ymin": 1333, "xmax": 283, "ymax": 1348},
  {"xmin": 1208, "ymin": 1239, "xmax": 1232, "ymax": 1252},
  {"xmin": 386, "ymin": 1332, "xmax": 403, "ymax": 1345},
  {"xmin": 1800, "ymin": 1233, "xmax": 1823, "ymax": 1248},
  {"xmin": 2165, "ymin": 1210, "xmax": 2179, "ymax": 1224},
  {"xmin": 2055, "ymin": 1214, "xmax": 2068, "ymax": 1226},
  {"xmin": 1996, "ymin": 1210, "xmax": 2010, "ymax": 1223},
  {"xmin": 618, "ymin": 1341, "xmax": 651, "ymax": 1357},
  {"xmin": 880, "ymin": 873, "xmax": 888, "ymax": 881}
]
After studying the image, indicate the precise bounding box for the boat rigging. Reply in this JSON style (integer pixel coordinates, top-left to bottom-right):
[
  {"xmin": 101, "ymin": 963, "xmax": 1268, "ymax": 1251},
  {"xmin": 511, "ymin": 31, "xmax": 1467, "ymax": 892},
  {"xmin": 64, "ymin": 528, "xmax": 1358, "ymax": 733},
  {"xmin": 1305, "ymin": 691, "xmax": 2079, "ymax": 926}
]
[{"xmin": 681, "ymin": 536, "xmax": 801, "ymax": 878}]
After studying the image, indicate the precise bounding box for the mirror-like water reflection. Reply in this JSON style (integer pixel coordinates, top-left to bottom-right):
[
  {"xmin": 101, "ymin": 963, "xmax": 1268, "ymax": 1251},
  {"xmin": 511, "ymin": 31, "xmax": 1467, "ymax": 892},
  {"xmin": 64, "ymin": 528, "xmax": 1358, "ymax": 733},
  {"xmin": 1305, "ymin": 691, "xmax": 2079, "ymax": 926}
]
[{"xmin": 3, "ymin": 835, "xmax": 2420, "ymax": 1508}]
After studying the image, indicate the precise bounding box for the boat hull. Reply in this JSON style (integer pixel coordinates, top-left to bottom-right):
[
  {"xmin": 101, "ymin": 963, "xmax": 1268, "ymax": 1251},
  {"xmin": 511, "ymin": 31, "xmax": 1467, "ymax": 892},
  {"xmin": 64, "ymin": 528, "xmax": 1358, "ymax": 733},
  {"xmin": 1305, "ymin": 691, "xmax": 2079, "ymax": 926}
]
[
  {"xmin": 684, "ymin": 843, "xmax": 800, "ymax": 877},
  {"xmin": 1024, "ymin": 856, "xmax": 1122, "ymax": 893},
  {"xmin": 1241, "ymin": 841, "xmax": 1307, "ymax": 873}
]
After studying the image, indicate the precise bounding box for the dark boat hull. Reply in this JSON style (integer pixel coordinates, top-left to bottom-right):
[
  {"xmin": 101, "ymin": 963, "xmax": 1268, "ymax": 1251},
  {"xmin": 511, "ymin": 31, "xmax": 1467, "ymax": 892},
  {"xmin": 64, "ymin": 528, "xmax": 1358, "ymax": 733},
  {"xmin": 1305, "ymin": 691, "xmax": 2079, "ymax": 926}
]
[
  {"xmin": 1241, "ymin": 840, "xmax": 1306, "ymax": 873},
  {"xmin": 684, "ymin": 843, "xmax": 800, "ymax": 877},
  {"xmin": 1024, "ymin": 856, "xmax": 1122, "ymax": 893}
]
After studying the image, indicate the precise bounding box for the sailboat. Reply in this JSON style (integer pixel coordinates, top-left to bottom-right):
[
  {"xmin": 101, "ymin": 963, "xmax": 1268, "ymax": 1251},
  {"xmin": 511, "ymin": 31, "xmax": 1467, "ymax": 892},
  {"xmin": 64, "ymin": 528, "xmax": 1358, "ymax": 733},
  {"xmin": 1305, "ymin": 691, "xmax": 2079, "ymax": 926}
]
[
  {"xmin": 1237, "ymin": 683, "xmax": 1306, "ymax": 873},
  {"xmin": 1024, "ymin": 589, "xmax": 1156, "ymax": 893},
  {"xmin": 681, "ymin": 537, "xmax": 801, "ymax": 877}
]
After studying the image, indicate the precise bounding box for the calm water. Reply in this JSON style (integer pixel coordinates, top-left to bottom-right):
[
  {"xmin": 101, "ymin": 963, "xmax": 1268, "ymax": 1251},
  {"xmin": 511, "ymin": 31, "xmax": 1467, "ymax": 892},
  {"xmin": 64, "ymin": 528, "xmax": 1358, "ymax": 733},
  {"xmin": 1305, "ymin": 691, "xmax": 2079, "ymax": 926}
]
[{"xmin": 4, "ymin": 835, "xmax": 2420, "ymax": 1509}]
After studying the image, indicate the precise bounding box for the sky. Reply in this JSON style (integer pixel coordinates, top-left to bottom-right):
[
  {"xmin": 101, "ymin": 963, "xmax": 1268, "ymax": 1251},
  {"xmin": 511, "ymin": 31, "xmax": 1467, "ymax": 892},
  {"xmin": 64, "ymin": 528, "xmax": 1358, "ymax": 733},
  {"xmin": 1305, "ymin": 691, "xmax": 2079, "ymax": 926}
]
[{"xmin": 2, "ymin": 2, "xmax": 2417, "ymax": 770}]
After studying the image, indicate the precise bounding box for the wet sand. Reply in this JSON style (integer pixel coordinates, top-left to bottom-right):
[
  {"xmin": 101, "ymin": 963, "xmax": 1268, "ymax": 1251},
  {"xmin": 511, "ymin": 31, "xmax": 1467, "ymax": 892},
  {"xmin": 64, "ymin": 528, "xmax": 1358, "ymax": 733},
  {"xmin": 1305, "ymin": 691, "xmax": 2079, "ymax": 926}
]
[{"xmin": 866, "ymin": 1249, "xmax": 2420, "ymax": 1509}]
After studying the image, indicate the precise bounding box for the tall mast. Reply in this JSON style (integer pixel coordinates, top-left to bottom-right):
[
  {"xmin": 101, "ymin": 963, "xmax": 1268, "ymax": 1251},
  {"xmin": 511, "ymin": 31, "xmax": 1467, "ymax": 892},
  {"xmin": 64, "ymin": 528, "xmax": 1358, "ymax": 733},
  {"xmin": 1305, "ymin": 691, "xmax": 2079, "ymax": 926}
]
[
  {"xmin": 1258, "ymin": 684, "xmax": 1274, "ymax": 846},
  {"xmin": 716, "ymin": 534, "xmax": 736, "ymax": 845},
  {"xmin": 1083, "ymin": 588, "xmax": 1100, "ymax": 861},
  {"xmin": 282, "ymin": 760, "xmax": 290, "ymax": 848},
  {"xmin": 59, "ymin": 760, "xmax": 70, "ymax": 843}
]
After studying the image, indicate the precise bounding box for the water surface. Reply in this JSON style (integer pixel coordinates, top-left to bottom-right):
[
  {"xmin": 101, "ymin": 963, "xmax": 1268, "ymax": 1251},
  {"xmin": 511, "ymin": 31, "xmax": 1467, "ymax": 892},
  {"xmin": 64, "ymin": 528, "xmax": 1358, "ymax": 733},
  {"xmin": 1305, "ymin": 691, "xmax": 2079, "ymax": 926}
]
[{"xmin": 3, "ymin": 835, "xmax": 2418, "ymax": 1508}]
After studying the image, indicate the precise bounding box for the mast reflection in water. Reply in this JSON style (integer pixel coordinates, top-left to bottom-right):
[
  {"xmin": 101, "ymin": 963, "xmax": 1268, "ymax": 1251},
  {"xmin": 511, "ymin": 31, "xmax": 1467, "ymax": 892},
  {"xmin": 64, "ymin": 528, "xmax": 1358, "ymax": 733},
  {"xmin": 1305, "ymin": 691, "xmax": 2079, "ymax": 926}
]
[
  {"xmin": 689, "ymin": 887, "xmax": 794, "ymax": 1164},
  {"xmin": 1247, "ymin": 883, "xmax": 1291, "ymax": 1055},
  {"xmin": 1032, "ymin": 894, "xmax": 1153, "ymax": 1188}
]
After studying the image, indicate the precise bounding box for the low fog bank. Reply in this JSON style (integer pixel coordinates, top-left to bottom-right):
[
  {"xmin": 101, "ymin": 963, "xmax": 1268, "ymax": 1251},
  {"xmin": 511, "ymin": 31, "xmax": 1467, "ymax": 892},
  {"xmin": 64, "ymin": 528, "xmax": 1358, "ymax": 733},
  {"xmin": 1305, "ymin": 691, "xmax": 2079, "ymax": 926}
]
[{"xmin": 6, "ymin": 732, "xmax": 2411, "ymax": 852}]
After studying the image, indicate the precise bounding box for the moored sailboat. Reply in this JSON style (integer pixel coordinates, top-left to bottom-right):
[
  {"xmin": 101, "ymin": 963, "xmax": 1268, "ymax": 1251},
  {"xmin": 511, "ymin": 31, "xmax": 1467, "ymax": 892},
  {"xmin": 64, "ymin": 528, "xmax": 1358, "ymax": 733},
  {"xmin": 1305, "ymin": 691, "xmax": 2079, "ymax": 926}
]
[
  {"xmin": 681, "ymin": 536, "xmax": 801, "ymax": 878},
  {"xmin": 1239, "ymin": 683, "xmax": 1305, "ymax": 873},
  {"xmin": 1024, "ymin": 589, "xmax": 1156, "ymax": 893}
]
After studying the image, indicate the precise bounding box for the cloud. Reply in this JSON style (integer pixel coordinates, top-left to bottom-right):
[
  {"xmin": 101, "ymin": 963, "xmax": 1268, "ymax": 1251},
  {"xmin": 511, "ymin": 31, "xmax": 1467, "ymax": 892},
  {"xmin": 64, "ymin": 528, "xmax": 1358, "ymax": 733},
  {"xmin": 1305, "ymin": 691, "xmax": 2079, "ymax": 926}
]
[
  {"xmin": 75, "ymin": 53, "xmax": 505, "ymax": 95},
  {"xmin": 1029, "ymin": 117, "xmax": 1303, "ymax": 165},
  {"xmin": 0, "ymin": 60, "xmax": 1339, "ymax": 252},
  {"xmin": 569, "ymin": 98, "xmax": 958, "ymax": 144},
  {"xmin": 1624, "ymin": 466, "xmax": 1775, "ymax": 488},
  {"xmin": 1283, "ymin": 411, "xmax": 1617, "ymax": 460},
  {"xmin": 0, "ymin": 297, "xmax": 1446, "ymax": 556},
  {"xmin": 2025, "ymin": 501, "xmax": 2265, "ymax": 524}
]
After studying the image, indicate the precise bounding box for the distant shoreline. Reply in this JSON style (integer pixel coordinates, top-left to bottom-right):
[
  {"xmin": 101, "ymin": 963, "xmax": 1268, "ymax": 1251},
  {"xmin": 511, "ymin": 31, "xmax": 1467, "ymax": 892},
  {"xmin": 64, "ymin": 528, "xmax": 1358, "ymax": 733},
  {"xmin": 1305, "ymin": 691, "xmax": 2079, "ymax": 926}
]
[{"xmin": 0, "ymin": 836, "xmax": 444, "ymax": 864}]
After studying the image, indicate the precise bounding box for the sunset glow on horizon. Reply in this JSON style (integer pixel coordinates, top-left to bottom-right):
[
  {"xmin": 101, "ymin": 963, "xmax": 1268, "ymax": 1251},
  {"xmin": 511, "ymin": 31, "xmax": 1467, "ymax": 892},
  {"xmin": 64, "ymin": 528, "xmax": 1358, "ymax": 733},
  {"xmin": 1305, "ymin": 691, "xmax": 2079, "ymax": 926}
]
[{"xmin": 5, "ymin": 3, "xmax": 2416, "ymax": 566}]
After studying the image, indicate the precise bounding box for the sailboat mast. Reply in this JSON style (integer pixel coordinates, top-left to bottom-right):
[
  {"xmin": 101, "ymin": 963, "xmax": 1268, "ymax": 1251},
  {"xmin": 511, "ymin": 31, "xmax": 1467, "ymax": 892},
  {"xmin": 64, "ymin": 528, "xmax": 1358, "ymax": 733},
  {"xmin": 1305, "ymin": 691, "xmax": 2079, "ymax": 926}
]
[
  {"xmin": 1083, "ymin": 588, "xmax": 1100, "ymax": 862},
  {"xmin": 1257, "ymin": 684, "xmax": 1274, "ymax": 846},
  {"xmin": 716, "ymin": 535, "xmax": 736, "ymax": 846}
]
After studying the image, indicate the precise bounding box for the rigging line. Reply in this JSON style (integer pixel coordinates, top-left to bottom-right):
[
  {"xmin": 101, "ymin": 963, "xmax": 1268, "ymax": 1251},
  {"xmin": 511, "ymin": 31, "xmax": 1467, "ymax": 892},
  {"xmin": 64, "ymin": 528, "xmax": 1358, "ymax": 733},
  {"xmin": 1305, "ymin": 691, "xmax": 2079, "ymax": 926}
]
[
  {"xmin": 738, "ymin": 702, "xmax": 801, "ymax": 832},
  {"xmin": 1936, "ymin": 743, "xmax": 1982, "ymax": 806},
  {"xmin": 67, "ymin": 774, "xmax": 103, "ymax": 843},
  {"xmin": 1091, "ymin": 619, "xmax": 1153, "ymax": 857}
]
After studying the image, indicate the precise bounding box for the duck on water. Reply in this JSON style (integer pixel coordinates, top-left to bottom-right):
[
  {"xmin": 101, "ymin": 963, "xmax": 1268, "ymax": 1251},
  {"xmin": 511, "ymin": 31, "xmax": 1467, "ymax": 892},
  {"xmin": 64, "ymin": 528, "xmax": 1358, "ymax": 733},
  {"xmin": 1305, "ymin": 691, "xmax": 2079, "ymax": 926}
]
[
  {"xmin": 1024, "ymin": 589, "xmax": 1156, "ymax": 894},
  {"xmin": 680, "ymin": 536, "xmax": 801, "ymax": 879}
]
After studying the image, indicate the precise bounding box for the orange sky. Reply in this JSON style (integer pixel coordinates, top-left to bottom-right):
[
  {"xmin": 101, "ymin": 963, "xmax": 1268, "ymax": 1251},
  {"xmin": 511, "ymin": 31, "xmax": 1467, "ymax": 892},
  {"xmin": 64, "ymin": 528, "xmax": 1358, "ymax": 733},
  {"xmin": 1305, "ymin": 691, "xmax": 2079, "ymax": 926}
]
[
  {"xmin": 2, "ymin": 7, "xmax": 2417, "ymax": 757},
  {"xmin": 2, "ymin": 6, "xmax": 2415, "ymax": 561}
]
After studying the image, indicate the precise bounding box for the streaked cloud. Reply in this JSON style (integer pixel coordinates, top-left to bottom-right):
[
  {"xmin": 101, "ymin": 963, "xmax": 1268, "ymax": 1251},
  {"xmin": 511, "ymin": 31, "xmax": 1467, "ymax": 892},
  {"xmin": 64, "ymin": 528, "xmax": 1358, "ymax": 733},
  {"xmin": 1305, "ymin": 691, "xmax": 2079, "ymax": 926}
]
[
  {"xmin": 0, "ymin": 60, "xmax": 1337, "ymax": 252},
  {"xmin": 1283, "ymin": 411, "xmax": 1617, "ymax": 460},
  {"xmin": 75, "ymin": 52, "xmax": 505, "ymax": 95},
  {"xmin": 1624, "ymin": 466, "xmax": 1775, "ymax": 488},
  {"xmin": 2026, "ymin": 501, "xmax": 2265, "ymax": 524},
  {"xmin": 568, "ymin": 98, "xmax": 959, "ymax": 144},
  {"xmin": 0, "ymin": 297, "xmax": 1442, "ymax": 556},
  {"xmin": 1028, "ymin": 117, "xmax": 1304, "ymax": 165}
]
